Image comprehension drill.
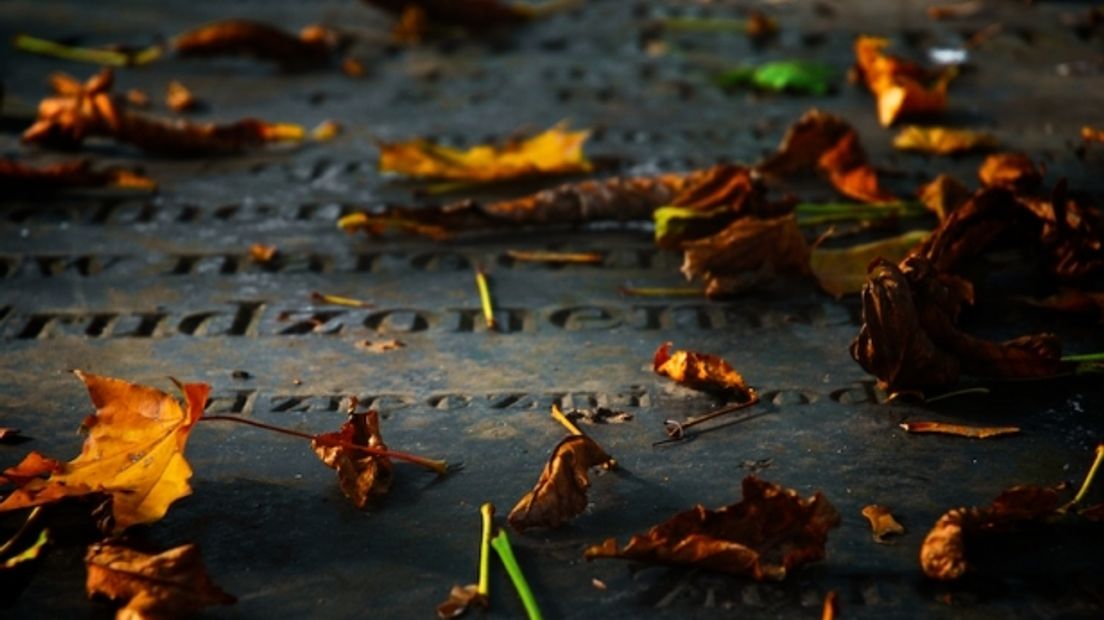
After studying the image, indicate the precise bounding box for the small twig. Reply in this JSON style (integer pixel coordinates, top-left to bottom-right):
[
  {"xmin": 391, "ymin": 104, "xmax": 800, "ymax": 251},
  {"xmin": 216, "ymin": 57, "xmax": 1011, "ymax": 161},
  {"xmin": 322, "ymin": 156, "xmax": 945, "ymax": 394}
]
[
  {"xmin": 198, "ymin": 415, "xmax": 448, "ymax": 474},
  {"xmin": 1060, "ymin": 443, "xmax": 1104, "ymax": 513},
  {"xmin": 550, "ymin": 404, "xmax": 583, "ymax": 437},
  {"xmin": 656, "ymin": 393, "xmax": 761, "ymax": 445},
  {"xmin": 0, "ymin": 506, "xmax": 44, "ymax": 559},
  {"xmin": 506, "ymin": 250, "xmax": 603, "ymax": 265},
  {"xmin": 475, "ymin": 265, "xmax": 497, "ymax": 331},
  {"xmin": 310, "ymin": 291, "xmax": 374, "ymax": 308},
  {"xmin": 491, "ymin": 530, "xmax": 543, "ymax": 620}
]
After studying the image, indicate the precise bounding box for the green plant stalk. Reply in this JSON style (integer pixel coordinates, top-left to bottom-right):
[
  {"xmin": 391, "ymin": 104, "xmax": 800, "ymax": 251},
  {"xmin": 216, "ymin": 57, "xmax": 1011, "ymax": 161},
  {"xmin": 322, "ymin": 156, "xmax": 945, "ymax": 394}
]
[
  {"xmin": 1063, "ymin": 352, "xmax": 1104, "ymax": 363},
  {"xmin": 1, "ymin": 529, "xmax": 49, "ymax": 569},
  {"xmin": 12, "ymin": 34, "xmax": 160, "ymax": 66},
  {"xmin": 491, "ymin": 530, "xmax": 543, "ymax": 620},
  {"xmin": 477, "ymin": 503, "xmax": 494, "ymax": 597}
]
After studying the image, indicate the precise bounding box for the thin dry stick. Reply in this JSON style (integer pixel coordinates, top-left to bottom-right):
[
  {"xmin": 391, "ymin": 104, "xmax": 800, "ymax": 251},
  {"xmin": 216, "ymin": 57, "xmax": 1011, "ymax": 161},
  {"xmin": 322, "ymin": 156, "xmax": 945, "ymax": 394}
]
[
  {"xmin": 657, "ymin": 392, "xmax": 761, "ymax": 444},
  {"xmin": 550, "ymin": 403, "xmax": 583, "ymax": 436}
]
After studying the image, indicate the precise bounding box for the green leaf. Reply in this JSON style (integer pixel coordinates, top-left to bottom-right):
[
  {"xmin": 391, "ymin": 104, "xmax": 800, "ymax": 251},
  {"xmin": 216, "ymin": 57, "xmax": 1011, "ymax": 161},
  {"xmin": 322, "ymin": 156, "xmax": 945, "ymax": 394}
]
[
  {"xmin": 653, "ymin": 205, "xmax": 728, "ymax": 246},
  {"xmin": 716, "ymin": 60, "xmax": 834, "ymax": 95},
  {"xmin": 490, "ymin": 530, "xmax": 542, "ymax": 620}
]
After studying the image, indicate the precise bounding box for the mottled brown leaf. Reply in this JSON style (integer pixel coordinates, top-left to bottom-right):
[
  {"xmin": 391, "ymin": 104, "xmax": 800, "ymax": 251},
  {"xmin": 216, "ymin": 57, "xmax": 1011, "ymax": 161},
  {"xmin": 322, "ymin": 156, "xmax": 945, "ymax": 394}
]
[
  {"xmin": 854, "ymin": 36, "xmax": 954, "ymax": 126},
  {"xmin": 585, "ymin": 476, "xmax": 840, "ymax": 581},
  {"xmin": 86, "ymin": 541, "xmax": 235, "ymax": 618},
  {"xmin": 680, "ymin": 213, "xmax": 810, "ymax": 297},
  {"xmin": 312, "ymin": 409, "xmax": 393, "ymax": 509},
  {"xmin": 508, "ymin": 435, "xmax": 612, "ymax": 531}
]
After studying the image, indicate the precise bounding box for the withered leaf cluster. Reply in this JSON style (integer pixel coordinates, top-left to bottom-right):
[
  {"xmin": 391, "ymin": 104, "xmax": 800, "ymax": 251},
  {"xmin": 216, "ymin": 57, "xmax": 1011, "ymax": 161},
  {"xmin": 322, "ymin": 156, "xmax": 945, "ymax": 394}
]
[
  {"xmin": 585, "ymin": 476, "xmax": 841, "ymax": 581},
  {"xmin": 24, "ymin": 69, "xmax": 302, "ymax": 155},
  {"xmin": 508, "ymin": 435, "xmax": 613, "ymax": 531}
]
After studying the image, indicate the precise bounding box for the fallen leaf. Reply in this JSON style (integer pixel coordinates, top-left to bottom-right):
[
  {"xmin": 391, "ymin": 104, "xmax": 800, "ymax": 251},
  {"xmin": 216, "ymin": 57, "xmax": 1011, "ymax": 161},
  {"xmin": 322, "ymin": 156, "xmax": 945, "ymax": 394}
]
[
  {"xmin": 311, "ymin": 119, "xmax": 342, "ymax": 141},
  {"xmin": 166, "ymin": 80, "xmax": 198, "ymax": 112},
  {"xmin": 86, "ymin": 541, "xmax": 235, "ymax": 618},
  {"xmin": 1, "ymin": 529, "xmax": 49, "ymax": 571},
  {"xmin": 899, "ymin": 421, "xmax": 1020, "ymax": 439},
  {"xmin": 822, "ymin": 590, "xmax": 839, "ymax": 620},
  {"xmin": 436, "ymin": 584, "xmax": 484, "ymax": 619},
  {"xmin": 23, "ymin": 69, "xmax": 303, "ymax": 155},
  {"xmin": 563, "ymin": 407, "xmax": 633, "ymax": 425},
  {"xmin": 680, "ymin": 213, "xmax": 811, "ymax": 297},
  {"xmin": 508, "ymin": 435, "xmax": 612, "ymax": 531},
  {"xmin": 1, "ymin": 159, "xmax": 155, "ymax": 191},
  {"xmin": 757, "ymin": 109, "xmax": 896, "ymax": 203},
  {"xmin": 861, "ymin": 505, "xmax": 906, "ymax": 542},
  {"xmin": 248, "ymin": 243, "xmax": 278, "ymax": 264},
  {"xmin": 851, "ymin": 256, "xmax": 1067, "ymax": 392},
  {"xmin": 715, "ymin": 60, "xmax": 834, "ymax": 95},
  {"xmin": 854, "ymin": 36, "xmax": 954, "ymax": 126},
  {"xmin": 0, "ymin": 452, "xmax": 61, "ymax": 486},
  {"xmin": 362, "ymin": 0, "xmax": 532, "ymax": 30},
  {"xmin": 810, "ymin": 230, "xmax": 930, "ymax": 298},
  {"xmin": 0, "ymin": 372, "xmax": 209, "ymax": 531},
  {"xmin": 0, "ymin": 428, "xmax": 21, "ymax": 443},
  {"xmin": 918, "ymin": 174, "xmax": 970, "ymax": 221},
  {"xmin": 356, "ymin": 339, "xmax": 405, "ymax": 353},
  {"xmin": 172, "ymin": 20, "xmax": 337, "ymax": 70},
  {"xmin": 125, "ymin": 89, "xmax": 150, "ymax": 108},
  {"xmin": 978, "ymin": 153, "xmax": 1042, "ymax": 191},
  {"xmin": 337, "ymin": 213, "xmax": 451, "ymax": 240},
  {"xmin": 920, "ymin": 484, "xmax": 1067, "ymax": 580},
  {"xmin": 653, "ymin": 342, "xmax": 754, "ymax": 399},
  {"xmin": 893, "ymin": 126, "xmax": 996, "ymax": 155},
  {"xmin": 378, "ymin": 124, "xmax": 591, "ymax": 182},
  {"xmin": 1083, "ymin": 126, "xmax": 1104, "ymax": 144},
  {"xmin": 585, "ymin": 476, "xmax": 841, "ymax": 580},
  {"xmin": 312, "ymin": 409, "xmax": 393, "ymax": 508}
]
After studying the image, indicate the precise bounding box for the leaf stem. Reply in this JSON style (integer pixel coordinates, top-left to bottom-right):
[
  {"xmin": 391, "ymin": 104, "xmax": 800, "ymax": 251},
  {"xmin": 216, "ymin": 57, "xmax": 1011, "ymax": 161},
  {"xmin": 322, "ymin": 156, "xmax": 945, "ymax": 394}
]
[
  {"xmin": 794, "ymin": 201, "xmax": 927, "ymax": 226},
  {"xmin": 13, "ymin": 34, "xmax": 161, "ymax": 66},
  {"xmin": 1061, "ymin": 443, "xmax": 1104, "ymax": 513},
  {"xmin": 477, "ymin": 503, "xmax": 494, "ymax": 598},
  {"xmin": 198, "ymin": 415, "xmax": 448, "ymax": 474},
  {"xmin": 0, "ymin": 506, "xmax": 43, "ymax": 559},
  {"xmin": 475, "ymin": 265, "xmax": 497, "ymax": 331},
  {"xmin": 491, "ymin": 530, "xmax": 543, "ymax": 620},
  {"xmin": 618, "ymin": 286, "xmax": 704, "ymax": 297},
  {"xmin": 550, "ymin": 404, "xmax": 583, "ymax": 437}
]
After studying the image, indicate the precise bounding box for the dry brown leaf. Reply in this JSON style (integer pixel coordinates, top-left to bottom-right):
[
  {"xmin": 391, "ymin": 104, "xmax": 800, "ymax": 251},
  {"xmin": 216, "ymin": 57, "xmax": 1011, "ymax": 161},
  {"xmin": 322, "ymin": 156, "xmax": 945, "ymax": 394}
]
[
  {"xmin": 0, "ymin": 451, "xmax": 61, "ymax": 486},
  {"xmin": 861, "ymin": 505, "xmax": 906, "ymax": 542},
  {"xmin": 311, "ymin": 119, "xmax": 342, "ymax": 141},
  {"xmin": 248, "ymin": 243, "xmax": 278, "ymax": 264},
  {"xmin": 0, "ymin": 372, "xmax": 209, "ymax": 531},
  {"xmin": 899, "ymin": 421, "xmax": 1020, "ymax": 439},
  {"xmin": 920, "ymin": 484, "xmax": 1066, "ymax": 580},
  {"xmin": 1083, "ymin": 126, "xmax": 1104, "ymax": 144},
  {"xmin": 507, "ymin": 435, "xmax": 613, "ymax": 531},
  {"xmin": 757, "ymin": 109, "xmax": 896, "ymax": 203},
  {"xmin": 652, "ymin": 341, "xmax": 753, "ymax": 399},
  {"xmin": 918, "ymin": 174, "xmax": 970, "ymax": 221},
  {"xmin": 0, "ymin": 427, "xmax": 20, "ymax": 443},
  {"xmin": 680, "ymin": 213, "xmax": 810, "ymax": 297},
  {"xmin": 928, "ymin": 1, "xmax": 984, "ymax": 20},
  {"xmin": 1, "ymin": 159, "xmax": 155, "ymax": 191},
  {"xmin": 978, "ymin": 153, "xmax": 1041, "ymax": 190},
  {"xmin": 312, "ymin": 409, "xmax": 393, "ymax": 509},
  {"xmin": 850, "ymin": 256, "xmax": 1066, "ymax": 391},
  {"xmin": 86, "ymin": 541, "xmax": 235, "ymax": 618},
  {"xmin": 585, "ymin": 476, "xmax": 841, "ymax": 581},
  {"xmin": 378, "ymin": 124, "xmax": 591, "ymax": 182},
  {"xmin": 854, "ymin": 36, "xmax": 954, "ymax": 126},
  {"xmin": 810, "ymin": 230, "xmax": 930, "ymax": 298},
  {"xmin": 436, "ymin": 583, "xmax": 484, "ymax": 619},
  {"xmin": 172, "ymin": 19, "xmax": 337, "ymax": 70},
  {"xmin": 166, "ymin": 80, "xmax": 198, "ymax": 112},
  {"xmin": 893, "ymin": 126, "xmax": 996, "ymax": 155}
]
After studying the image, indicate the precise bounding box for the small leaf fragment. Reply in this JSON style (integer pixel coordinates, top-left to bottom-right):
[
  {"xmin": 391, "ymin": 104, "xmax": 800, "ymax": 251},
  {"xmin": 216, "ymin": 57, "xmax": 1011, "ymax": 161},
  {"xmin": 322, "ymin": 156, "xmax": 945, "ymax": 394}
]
[
  {"xmin": 861, "ymin": 505, "xmax": 906, "ymax": 542},
  {"xmin": 0, "ymin": 428, "xmax": 21, "ymax": 443},
  {"xmin": 899, "ymin": 421, "xmax": 1020, "ymax": 439},
  {"xmin": 166, "ymin": 80, "xmax": 198, "ymax": 112},
  {"xmin": 437, "ymin": 584, "xmax": 483, "ymax": 619},
  {"xmin": 508, "ymin": 435, "xmax": 613, "ymax": 531},
  {"xmin": 312, "ymin": 409, "xmax": 394, "ymax": 508},
  {"xmin": 85, "ymin": 541, "xmax": 235, "ymax": 618},
  {"xmin": 585, "ymin": 476, "xmax": 841, "ymax": 581},
  {"xmin": 249, "ymin": 243, "xmax": 278, "ymax": 264},
  {"xmin": 893, "ymin": 126, "xmax": 996, "ymax": 155},
  {"xmin": 653, "ymin": 342, "xmax": 752, "ymax": 398},
  {"xmin": 716, "ymin": 60, "xmax": 834, "ymax": 95}
]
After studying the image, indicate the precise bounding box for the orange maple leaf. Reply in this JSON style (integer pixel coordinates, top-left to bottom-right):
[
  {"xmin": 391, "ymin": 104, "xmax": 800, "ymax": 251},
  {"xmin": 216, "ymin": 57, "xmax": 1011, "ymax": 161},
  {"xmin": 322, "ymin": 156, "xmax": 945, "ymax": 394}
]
[{"xmin": 0, "ymin": 371, "xmax": 208, "ymax": 531}]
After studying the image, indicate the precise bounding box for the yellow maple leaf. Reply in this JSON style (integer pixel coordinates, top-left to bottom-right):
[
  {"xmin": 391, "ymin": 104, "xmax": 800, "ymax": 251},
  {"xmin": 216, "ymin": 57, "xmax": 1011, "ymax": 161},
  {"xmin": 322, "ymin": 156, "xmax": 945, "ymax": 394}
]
[
  {"xmin": 0, "ymin": 371, "xmax": 208, "ymax": 531},
  {"xmin": 378, "ymin": 124, "xmax": 591, "ymax": 182}
]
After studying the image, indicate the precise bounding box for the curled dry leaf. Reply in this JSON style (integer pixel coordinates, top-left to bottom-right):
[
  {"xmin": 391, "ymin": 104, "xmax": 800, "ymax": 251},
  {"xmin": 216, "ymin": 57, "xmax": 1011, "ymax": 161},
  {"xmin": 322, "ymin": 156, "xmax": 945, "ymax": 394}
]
[
  {"xmin": 86, "ymin": 541, "xmax": 235, "ymax": 618},
  {"xmin": 165, "ymin": 80, "xmax": 198, "ymax": 112},
  {"xmin": 757, "ymin": 109, "xmax": 896, "ymax": 203},
  {"xmin": 854, "ymin": 36, "xmax": 954, "ymax": 126},
  {"xmin": 172, "ymin": 19, "xmax": 338, "ymax": 70},
  {"xmin": 920, "ymin": 484, "xmax": 1068, "ymax": 580},
  {"xmin": 893, "ymin": 126, "xmax": 996, "ymax": 155},
  {"xmin": 585, "ymin": 476, "xmax": 841, "ymax": 581},
  {"xmin": 978, "ymin": 153, "xmax": 1042, "ymax": 191},
  {"xmin": 311, "ymin": 119, "xmax": 342, "ymax": 141},
  {"xmin": 1, "ymin": 159, "xmax": 155, "ymax": 191},
  {"xmin": 378, "ymin": 124, "xmax": 591, "ymax": 182},
  {"xmin": 861, "ymin": 504, "xmax": 905, "ymax": 542},
  {"xmin": 436, "ymin": 584, "xmax": 483, "ymax": 619},
  {"xmin": 850, "ymin": 256, "xmax": 1066, "ymax": 391},
  {"xmin": 312, "ymin": 409, "xmax": 394, "ymax": 509},
  {"xmin": 0, "ymin": 372, "xmax": 208, "ymax": 531},
  {"xmin": 809, "ymin": 229, "xmax": 930, "ymax": 298},
  {"xmin": 680, "ymin": 213, "xmax": 810, "ymax": 297},
  {"xmin": 899, "ymin": 421, "xmax": 1019, "ymax": 439},
  {"xmin": 507, "ymin": 435, "xmax": 613, "ymax": 531},
  {"xmin": 918, "ymin": 174, "xmax": 970, "ymax": 221},
  {"xmin": 0, "ymin": 452, "xmax": 61, "ymax": 486},
  {"xmin": 23, "ymin": 69, "xmax": 303, "ymax": 155},
  {"xmin": 653, "ymin": 342, "xmax": 753, "ymax": 399}
]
